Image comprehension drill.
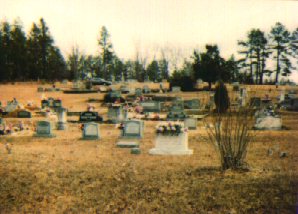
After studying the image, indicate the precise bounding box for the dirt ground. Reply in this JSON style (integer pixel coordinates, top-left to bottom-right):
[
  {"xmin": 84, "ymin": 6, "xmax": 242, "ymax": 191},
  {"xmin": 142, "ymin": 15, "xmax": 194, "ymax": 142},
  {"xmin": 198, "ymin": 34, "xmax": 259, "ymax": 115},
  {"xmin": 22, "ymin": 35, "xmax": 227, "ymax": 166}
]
[{"xmin": 0, "ymin": 82, "xmax": 297, "ymax": 213}]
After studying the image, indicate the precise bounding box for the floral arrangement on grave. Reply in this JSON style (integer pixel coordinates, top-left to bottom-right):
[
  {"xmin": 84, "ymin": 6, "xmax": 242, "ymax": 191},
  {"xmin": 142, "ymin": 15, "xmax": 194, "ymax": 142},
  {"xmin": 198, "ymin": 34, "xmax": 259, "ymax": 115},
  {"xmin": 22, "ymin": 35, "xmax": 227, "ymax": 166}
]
[{"xmin": 156, "ymin": 122, "xmax": 187, "ymax": 136}]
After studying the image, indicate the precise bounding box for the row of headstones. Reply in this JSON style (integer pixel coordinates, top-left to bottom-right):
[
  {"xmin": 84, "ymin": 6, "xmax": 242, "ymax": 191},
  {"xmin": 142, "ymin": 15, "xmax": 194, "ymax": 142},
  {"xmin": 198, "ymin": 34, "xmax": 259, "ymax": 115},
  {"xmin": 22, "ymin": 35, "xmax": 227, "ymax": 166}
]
[
  {"xmin": 34, "ymin": 118, "xmax": 198, "ymax": 138},
  {"xmin": 33, "ymin": 119, "xmax": 194, "ymax": 155},
  {"xmin": 41, "ymin": 98, "xmax": 62, "ymax": 109},
  {"xmin": 79, "ymin": 99, "xmax": 201, "ymax": 124}
]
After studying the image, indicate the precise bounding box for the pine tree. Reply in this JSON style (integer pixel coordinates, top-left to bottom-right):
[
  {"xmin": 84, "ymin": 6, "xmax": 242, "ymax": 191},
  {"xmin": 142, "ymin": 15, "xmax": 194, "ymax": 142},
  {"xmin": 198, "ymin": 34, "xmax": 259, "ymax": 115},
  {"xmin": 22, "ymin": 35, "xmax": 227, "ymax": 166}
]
[{"xmin": 269, "ymin": 22, "xmax": 292, "ymax": 84}]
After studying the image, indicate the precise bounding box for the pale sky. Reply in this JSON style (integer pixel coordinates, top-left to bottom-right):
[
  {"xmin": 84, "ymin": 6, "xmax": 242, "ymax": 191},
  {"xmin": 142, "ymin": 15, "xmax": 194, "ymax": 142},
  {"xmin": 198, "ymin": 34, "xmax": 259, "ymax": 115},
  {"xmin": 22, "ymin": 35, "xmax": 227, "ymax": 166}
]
[{"xmin": 1, "ymin": 0, "xmax": 298, "ymax": 81}]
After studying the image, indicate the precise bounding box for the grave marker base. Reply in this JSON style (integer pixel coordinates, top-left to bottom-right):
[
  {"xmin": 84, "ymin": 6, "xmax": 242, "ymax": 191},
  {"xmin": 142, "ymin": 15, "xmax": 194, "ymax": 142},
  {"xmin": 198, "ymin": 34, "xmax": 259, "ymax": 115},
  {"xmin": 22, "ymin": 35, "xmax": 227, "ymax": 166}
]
[{"xmin": 117, "ymin": 139, "xmax": 140, "ymax": 148}]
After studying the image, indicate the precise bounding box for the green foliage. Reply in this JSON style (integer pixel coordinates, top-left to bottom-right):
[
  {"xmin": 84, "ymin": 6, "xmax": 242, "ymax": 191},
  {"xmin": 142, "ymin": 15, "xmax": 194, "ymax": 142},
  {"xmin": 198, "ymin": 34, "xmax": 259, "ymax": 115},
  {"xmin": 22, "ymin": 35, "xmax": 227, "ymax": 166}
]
[
  {"xmin": 170, "ymin": 69, "xmax": 195, "ymax": 91},
  {"xmin": 98, "ymin": 26, "xmax": 114, "ymax": 80},
  {"xmin": 238, "ymin": 28, "xmax": 271, "ymax": 84},
  {"xmin": 192, "ymin": 45, "xmax": 228, "ymax": 89},
  {"xmin": 0, "ymin": 18, "xmax": 66, "ymax": 81},
  {"xmin": 214, "ymin": 81, "xmax": 230, "ymax": 114},
  {"xmin": 269, "ymin": 22, "xmax": 292, "ymax": 83},
  {"xmin": 146, "ymin": 59, "xmax": 160, "ymax": 82}
]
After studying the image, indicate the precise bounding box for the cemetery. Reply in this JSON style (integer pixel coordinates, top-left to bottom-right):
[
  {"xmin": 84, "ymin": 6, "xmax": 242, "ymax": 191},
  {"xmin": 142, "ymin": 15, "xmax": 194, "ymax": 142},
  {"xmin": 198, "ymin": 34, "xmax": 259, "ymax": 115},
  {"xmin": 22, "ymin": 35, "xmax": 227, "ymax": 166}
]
[
  {"xmin": 0, "ymin": 81, "xmax": 297, "ymax": 213},
  {"xmin": 0, "ymin": 2, "xmax": 297, "ymax": 211}
]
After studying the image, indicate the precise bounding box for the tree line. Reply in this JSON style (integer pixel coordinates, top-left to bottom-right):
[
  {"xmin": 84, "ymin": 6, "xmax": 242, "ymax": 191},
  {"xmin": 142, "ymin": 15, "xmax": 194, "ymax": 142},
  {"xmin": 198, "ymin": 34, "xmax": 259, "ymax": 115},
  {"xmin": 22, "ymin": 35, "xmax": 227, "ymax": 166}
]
[{"xmin": 0, "ymin": 18, "xmax": 297, "ymax": 87}]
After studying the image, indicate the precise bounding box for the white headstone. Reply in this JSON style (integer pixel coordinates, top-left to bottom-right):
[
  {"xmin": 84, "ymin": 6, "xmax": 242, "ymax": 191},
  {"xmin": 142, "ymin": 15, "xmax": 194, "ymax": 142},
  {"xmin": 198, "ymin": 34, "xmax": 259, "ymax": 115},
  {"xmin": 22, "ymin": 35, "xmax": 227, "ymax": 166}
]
[
  {"xmin": 149, "ymin": 132, "xmax": 193, "ymax": 155},
  {"xmin": 83, "ymin": 123, "xmax": 100, "ymax": 139}
]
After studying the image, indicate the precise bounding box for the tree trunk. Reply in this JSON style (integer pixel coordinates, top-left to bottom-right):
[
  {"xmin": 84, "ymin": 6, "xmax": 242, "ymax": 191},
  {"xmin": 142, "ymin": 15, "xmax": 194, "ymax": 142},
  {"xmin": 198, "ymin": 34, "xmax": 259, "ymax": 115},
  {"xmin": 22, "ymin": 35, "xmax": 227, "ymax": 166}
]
[
  {"xmin": 275, "ymin": 49, "xmax": 280, "ymax": 84},
  {"xmin": 208, "ymin": 81, "xmax": 212, "ymax": 90}
]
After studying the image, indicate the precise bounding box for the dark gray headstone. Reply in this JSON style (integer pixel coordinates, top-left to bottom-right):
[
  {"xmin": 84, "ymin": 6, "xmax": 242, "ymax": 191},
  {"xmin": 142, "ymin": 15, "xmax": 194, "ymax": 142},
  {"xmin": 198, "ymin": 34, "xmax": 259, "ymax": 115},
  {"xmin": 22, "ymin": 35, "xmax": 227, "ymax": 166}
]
[
  {"xmin": 184, "ymin": 99, "xmax": 200, "ymax": 109},
  {"xmin": 53, "ymin": 100, "xmax": 62, "ymax": 108},
  {"xmin": 17, "ymin": 110, "xmax": 32, "ymax": 118},
  {"xmin": 250, "ymin": 97, "xmax": 261, "ymax": 108},
  {"xmin": 80, "ymin": 111, "xmax": 99, "ymax": 122},
  {"xmin": 34, "ymin": 121, "xmax": 55, "ymax": 137},
  {"xmin": 135, "ymin": 88, "xmax": 142, "ymax": 97},
  {"xmin": 41, "ymin": 100, "xmax": 49, "ymax": 109}
]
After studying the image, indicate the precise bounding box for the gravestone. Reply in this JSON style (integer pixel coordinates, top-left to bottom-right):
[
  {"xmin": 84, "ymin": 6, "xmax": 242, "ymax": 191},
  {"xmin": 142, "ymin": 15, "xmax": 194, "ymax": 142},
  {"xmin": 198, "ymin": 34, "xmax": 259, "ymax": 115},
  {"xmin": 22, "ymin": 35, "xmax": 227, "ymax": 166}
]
[
  {"xmin": 34, "ymin": 121, "xmax": 55, "ymax": 137},
  {"xmin": 122, "ymin": 120, "xmax": 144, "ymax": 138},
  {"xmin": 239, "ymin": 88, "xmax": 247, "ymax": 106},
  {"xmin": 143, "ymin": 85, "xmax": 151, "ymax": 94},
  {"xmin": 110, "ymin": 90, "xmax": 121, "ymax": 98},
  {"xmin": 37, "ymin": 87, "xmax": 44, "ymax": 92},
  {"xmin": 172, "ymin": 86, "xmax": 181, "ymax": 92},
  {"xmin": 167, "ymin": 102, "xmax": 186, "ymax": 120},
  {"xmin": 149, "ymin": 132, "xmax": 193, "ymax": 155},
  {"xmin": 82, "ymin": 122, "xmax": 100, "ymax": 140},
  {"xmin": 279, "ymin": 90, "xmax": 285, "ymax": 102},
  {"xmin": 184, "ymin": 118, "xmax": 197, "ymax": 130},
  {"xmin": 108, "ymin": 105, "xmax": 125, "ymax": 123},
  {"xmin": 79, "ymin": 111, "xmax": 101, "ymax": 122},
  {"xmin": 56, "ymin": 108, "xmax": 67, "ymax": 130},
  {"xmin": 17, "ymin": 110, "xmax": 32, "ymax": 118},
  {"xmin": 283, "ymin": 98, "xmax": 298, "ymax": 111},
  {"xmin": 41, "ymin": 100, "xmax": 49, "ymax": 109},
  {"xmin": 48, "ymin": 98, "xmax": 55, "ymax": 107},
  {"xmin": 254, "ymin": 109, "xmax": 282, "ymax": 130},
  {"xmin": 232, "ymin": 82, "xmax": 240, "ymax": 91},
  {"xmin": 53, "ymin": 100, "xmax": 62, "ymax": 108},
  {"xmin": 249, "ymin": 97, "xmax": 261, "ymax": 109},
  {"xmin": 117, "ymin": 120, "xmax": 144, "ymax": 148},
  {"xmin": 140, "ymin": 101, "xmax": 161, "ymax": 113},
  {"xmin": 73, "ymin": 81, "xmax": 80, "ymax": 89},
  {"xmin": 135, "ymin": 88, "xmax": 142, "ymax": 97},
  {"xmin": 184, "ymin": 99, "xmax": 200, "ymax": 109}
]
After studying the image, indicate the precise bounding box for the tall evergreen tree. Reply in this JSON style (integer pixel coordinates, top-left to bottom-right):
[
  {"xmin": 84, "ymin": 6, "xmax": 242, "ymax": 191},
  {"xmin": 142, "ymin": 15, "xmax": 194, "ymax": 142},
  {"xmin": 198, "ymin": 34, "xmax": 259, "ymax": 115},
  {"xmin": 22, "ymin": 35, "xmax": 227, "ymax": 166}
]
[
  {"xmin": 269, "ymin": 22, "xmax": 292, "ymax": 83},
  {"xmin": 39, "ymin": 18, "xmax": 54, "ymax": 79},
  {"xmin": 290, "ymin": 28, "xmax": 298, "ymax": 68},
  {"xmin": 1, "ymin": 21, "xmax": 13, "ymax": 80},
  {"xmin": 192, "ymin": 45, "xmax": 225, "ymax": 89},
  {"xmin": 147, "ymin": 59, "xmax": 160, "ymax": 81},
  {"xmin": 10, "ymin": 19, "xmax": 27, "ymax": 80},
  {"xmin": 27, "ymin": 23, "xmax": 41, "ymax": 79},
  {"xmin": 98, "ymin": 26, "xmax": 114, "ymax": 80}
]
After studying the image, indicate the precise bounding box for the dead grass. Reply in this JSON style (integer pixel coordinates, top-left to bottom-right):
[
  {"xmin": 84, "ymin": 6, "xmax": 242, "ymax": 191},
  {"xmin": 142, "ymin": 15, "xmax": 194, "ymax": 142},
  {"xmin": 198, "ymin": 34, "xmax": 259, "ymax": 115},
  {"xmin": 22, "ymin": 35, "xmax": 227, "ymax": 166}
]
[{"xmin": 0, "ymin": 82, "xmax": 297, "ymax": 213}]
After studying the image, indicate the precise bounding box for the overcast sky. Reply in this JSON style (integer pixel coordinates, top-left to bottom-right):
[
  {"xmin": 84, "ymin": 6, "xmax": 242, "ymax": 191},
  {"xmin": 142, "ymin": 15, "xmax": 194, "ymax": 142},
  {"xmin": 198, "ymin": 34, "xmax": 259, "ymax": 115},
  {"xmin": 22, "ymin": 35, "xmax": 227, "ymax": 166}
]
[{"xmin": 1, "ymin": 0, "xmax": 298, "ymax": 81}]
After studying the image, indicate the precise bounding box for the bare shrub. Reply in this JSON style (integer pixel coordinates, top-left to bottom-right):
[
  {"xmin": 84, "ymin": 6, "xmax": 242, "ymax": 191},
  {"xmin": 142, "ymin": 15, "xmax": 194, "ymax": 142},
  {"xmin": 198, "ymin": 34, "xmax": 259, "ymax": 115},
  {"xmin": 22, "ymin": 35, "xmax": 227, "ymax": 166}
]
[{"xmin": 204, "ymin": 106, "xmax": 256, "ymax": 170}]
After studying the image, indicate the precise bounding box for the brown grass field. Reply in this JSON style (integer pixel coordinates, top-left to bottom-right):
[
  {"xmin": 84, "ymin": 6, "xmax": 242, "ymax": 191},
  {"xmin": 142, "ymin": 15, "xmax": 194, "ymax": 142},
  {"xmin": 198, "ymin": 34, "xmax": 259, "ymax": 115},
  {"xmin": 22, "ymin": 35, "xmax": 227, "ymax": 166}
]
[{"xmin": 0, "ymin": 82, "xmax": 297, "ymax": 213}]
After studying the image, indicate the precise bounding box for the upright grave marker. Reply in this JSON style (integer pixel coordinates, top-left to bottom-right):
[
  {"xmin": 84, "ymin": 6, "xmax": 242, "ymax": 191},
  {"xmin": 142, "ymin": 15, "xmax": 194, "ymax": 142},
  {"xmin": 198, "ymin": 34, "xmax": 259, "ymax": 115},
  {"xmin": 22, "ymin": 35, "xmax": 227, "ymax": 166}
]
[
  {"xmin": 17, "ymin": 110, "xmax": 32, "ymax": 118},
  {"xmin": 149, "ymin": 122, "xmax": 193, "ymax": 155},
  {"xmin": 172, "ymin": 86, "xmax": 181, "ymax": 93},
  {"xmin": 184, "ymin": 118, "xmax": 197, "ymax": 130},
  {"xmin": 34, "ymin": 121, "xmax": 55, "ymax": 137},
  {"xmin": 108, "ymin": 105, "xmax": 125, "ymax": 123},
  {"xmin": 79, "ymin": 111, "xmax": 102, "ymax": 122},
  {"xmin": 140, "ymin": 101, "xmax": 162, "ymax": 113},
  {"xmin": 117, "ymin": 120, "xmax": 144, "ymax": 148},
  {"xmin": 82, "ymin": 122, "xmax": 100, "ymax": 140},
  {"xmin": 56, "ymin": 108, "xmax": 67, "ymax": 130}
]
